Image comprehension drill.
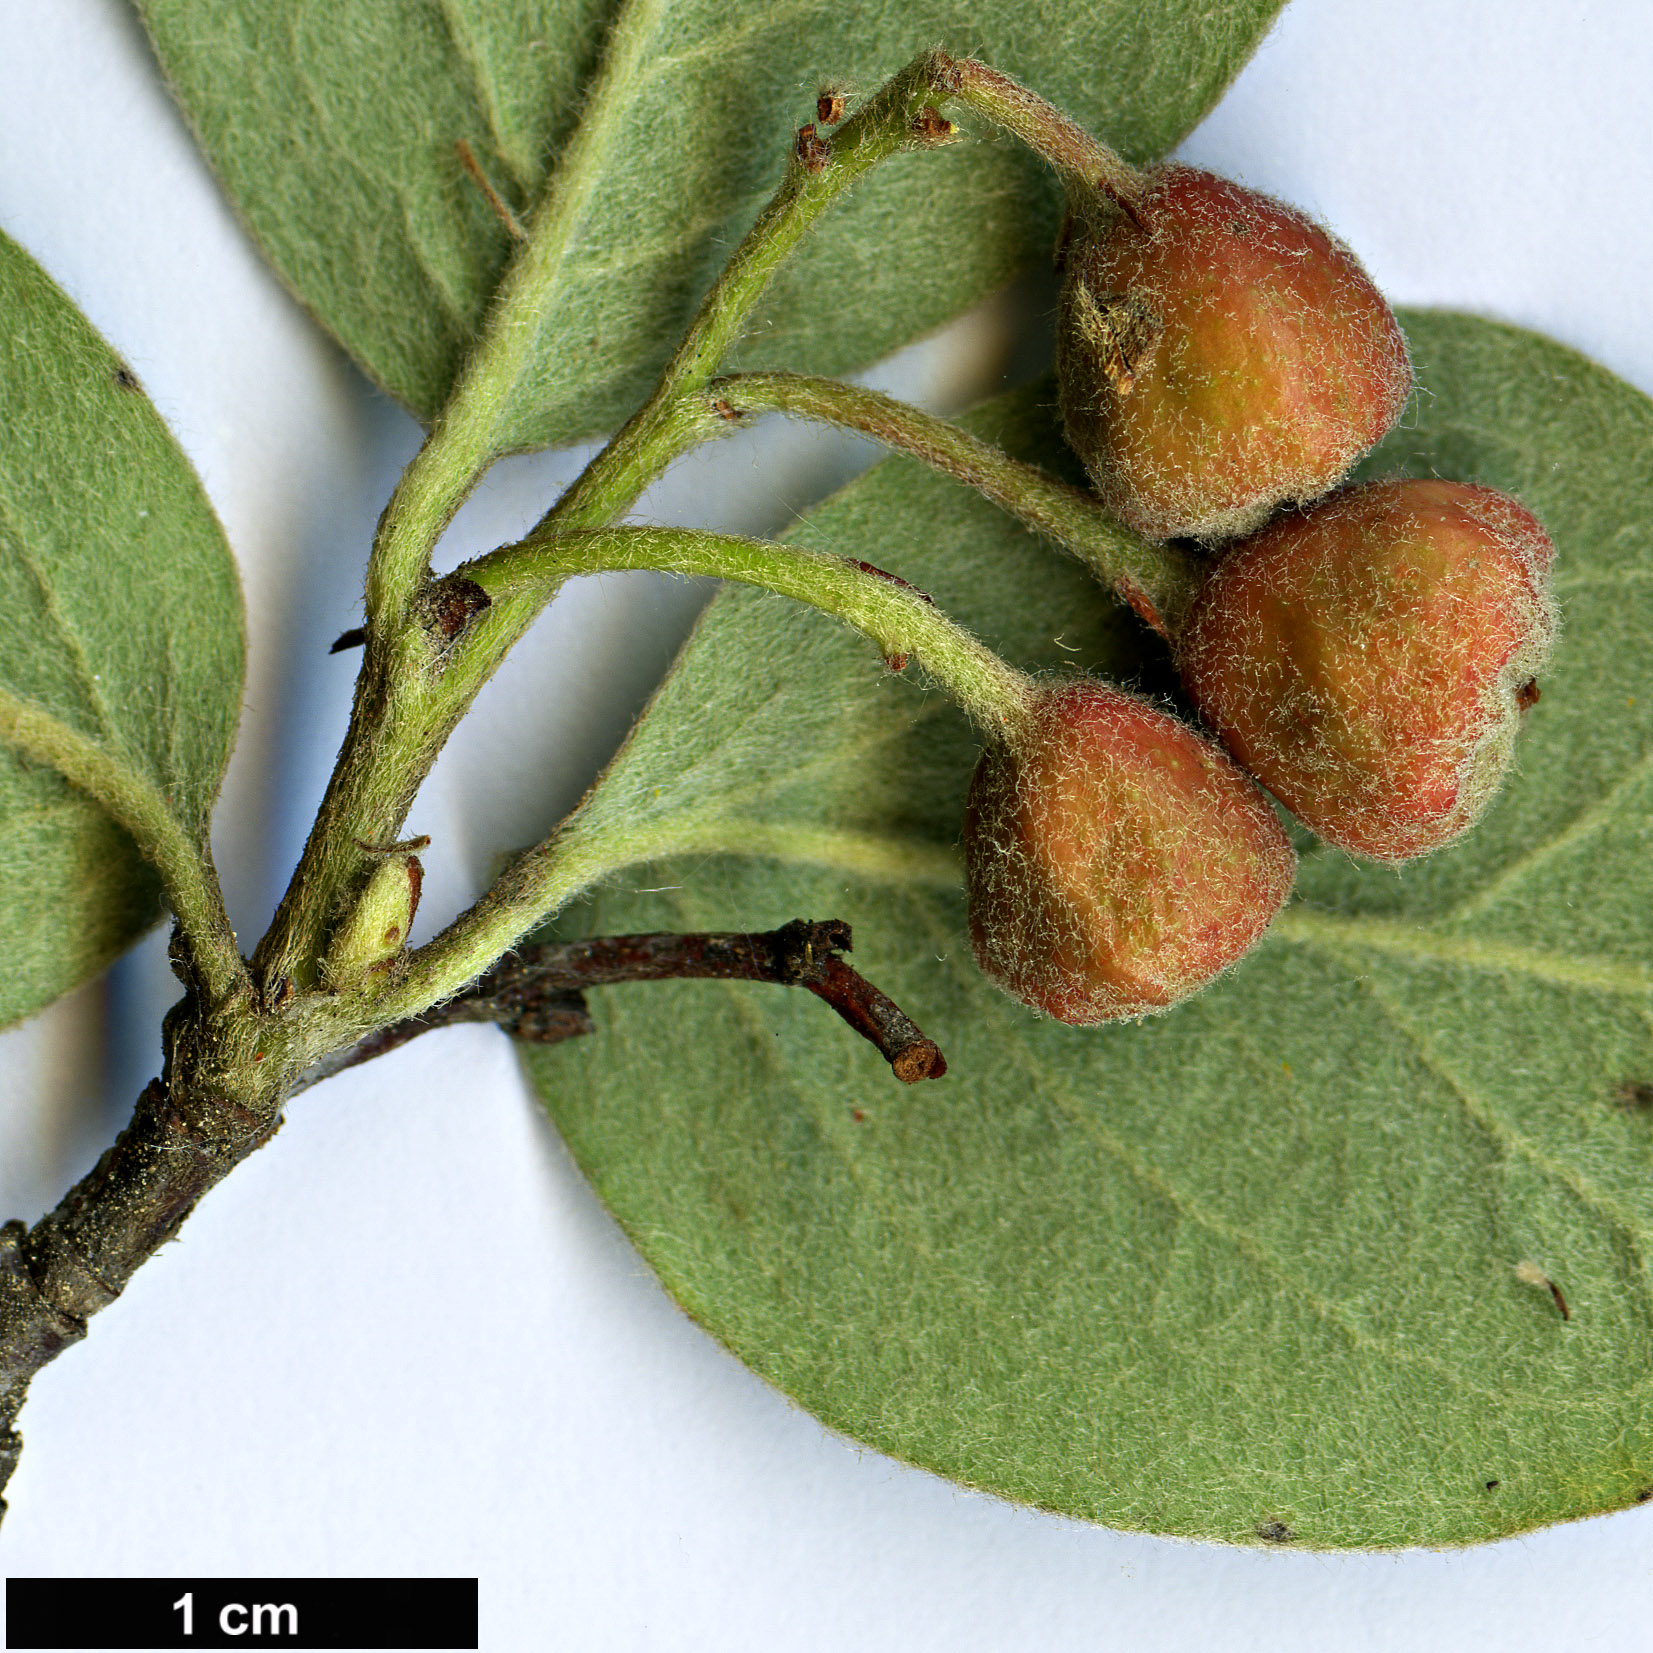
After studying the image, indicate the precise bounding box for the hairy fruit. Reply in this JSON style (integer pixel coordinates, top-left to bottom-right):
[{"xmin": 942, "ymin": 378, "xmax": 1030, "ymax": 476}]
[
  {"xmin": 1176, "ymin": 479, "xmax": 1558, "ymax": 861},
  {"xmin": 1057, "ymin": 165, "xmax": 1412, "ymax": 543},
  {"xmin": 964, "ymin": 682, "xmax": 1296, "ymax": 1024}
]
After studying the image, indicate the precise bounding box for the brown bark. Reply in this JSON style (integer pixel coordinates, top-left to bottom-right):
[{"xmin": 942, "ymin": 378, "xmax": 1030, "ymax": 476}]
[
  {"xmin": 319, "ymin": 919, "xmax": 945, "ymax": 1083},
  {"xmin": 0, "ymin": 919, "xmax": 943, "ymax": 1522},
  {"xmin": 0, "ymin": 999, "xmax": 283, "ymax": 1522}
]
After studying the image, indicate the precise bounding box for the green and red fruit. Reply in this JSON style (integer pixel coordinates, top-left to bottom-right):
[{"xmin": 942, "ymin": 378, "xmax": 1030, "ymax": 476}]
[
  {"xmin": 1057, "ymin": 165, "xmax": 1412, "ymax": 543},
  {"xmin": 964, "ymin": 681, "xmax": 1296, "ymax": 1024},
  {"xmin": 1175, "ymin": 479, "xmax": 1558, "ymax": 862}
]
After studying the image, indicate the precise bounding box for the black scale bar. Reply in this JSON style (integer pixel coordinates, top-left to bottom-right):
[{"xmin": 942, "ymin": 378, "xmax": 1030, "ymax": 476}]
[{"xmin": 5, "ymin": 1578, "xmax": 477, "ymax": 1650}]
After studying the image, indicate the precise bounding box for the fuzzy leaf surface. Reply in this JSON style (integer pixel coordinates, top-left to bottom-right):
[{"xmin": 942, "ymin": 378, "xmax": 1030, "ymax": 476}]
[
  {"xmin": 0, "ymin": 230, "xmax": 243, "ymax": 1027},
  {"xmin": 134, "ymin": 0, "xmax": 1283, "ymax": 449},
  {"xmin": 525, "ymin": 313, "xmax": 1653, "ymax": 1547}
]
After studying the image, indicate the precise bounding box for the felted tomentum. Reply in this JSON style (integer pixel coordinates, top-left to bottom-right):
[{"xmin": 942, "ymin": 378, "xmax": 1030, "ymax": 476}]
[
  {"xmin": 5, "ymin": 22, "xmax": 1630, "ymax": 1570},
  {"xmin": 1056, "ymin": 165, "xmax": 1413, "ymax": 544},
  {"xmin": 1175, "ymin": 478, "xmax": 1559, "ymax": 861},
  {"xmin": 964, "ymin": 680, "xmax": 1296, "ymax": 1023}
]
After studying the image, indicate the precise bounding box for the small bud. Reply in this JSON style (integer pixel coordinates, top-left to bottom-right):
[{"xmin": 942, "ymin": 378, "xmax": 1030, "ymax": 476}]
[
  {"xmin": 323, "ymin": 850, "xmax": 423, "ymax": 986},
  {"xmin": 964, "ymin": 682, "xmax": 1295, "ymax": 1024},
  {"xmin": 1175, "ymin": 479, "xmax": 1558, "ymax": 861},
  {"xmin": 1057, "ymin": 165, "xmax": 1412, "ymax": 542}
]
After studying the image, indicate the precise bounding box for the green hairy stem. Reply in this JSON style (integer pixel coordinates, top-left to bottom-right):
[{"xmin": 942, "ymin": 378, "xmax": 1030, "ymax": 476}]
[
  {"xmin": 368, "ymin": 526, "xmax": 1034, "ymax": 1027},
  {"xmin": 1, "ymin": 40, "xmax": 1170, "ymax": 1523},
  {"xmin": 712, "ymin": 371, "xmax": 1202, "ymax": 633},
  {"xmin": 252, "ymin": 42, "xmax": 971, "ymax": 993}
]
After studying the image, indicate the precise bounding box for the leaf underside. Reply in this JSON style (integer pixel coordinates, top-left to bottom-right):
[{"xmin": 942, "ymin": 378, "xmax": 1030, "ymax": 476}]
[
  {"xmin": 133, "ymin": 0, "xmax": 1285, "ymax": 451},
  {"xmin": 523, "ymin": 312, "xmax": 1653, "ymax": 1549},
  {"xmin": 0, "ymin": 230, "xmax": 244, "ymax": 1028}
]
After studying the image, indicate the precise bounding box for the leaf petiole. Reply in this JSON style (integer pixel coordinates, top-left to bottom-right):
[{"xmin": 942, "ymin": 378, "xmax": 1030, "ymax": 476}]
[
  {"xmin": 360, "ymin": 0, "xmax": 673, "ymax": 638},
  {"xmin": 0, "ymin": 687, "xmax": 244, "ymax": 1005}
]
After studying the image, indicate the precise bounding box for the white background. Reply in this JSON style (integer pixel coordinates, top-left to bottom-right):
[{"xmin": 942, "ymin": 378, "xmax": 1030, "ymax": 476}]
[{"xmin": 2, "ymin": 0, "xmax": 1652, "ymax": 1647}]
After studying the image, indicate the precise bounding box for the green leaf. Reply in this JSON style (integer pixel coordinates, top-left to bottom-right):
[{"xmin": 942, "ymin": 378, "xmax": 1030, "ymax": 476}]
[
  {"xmin": 522, "ymin": 312, "xmax": 1653, "ymax": 1548},
  {"xmin": 0, "ymin": 230, "xmax": 244, "ymax": 1028},
  {"xmin": 133, "ymin": 0, "xmax": 1284, "ymax": 450}
]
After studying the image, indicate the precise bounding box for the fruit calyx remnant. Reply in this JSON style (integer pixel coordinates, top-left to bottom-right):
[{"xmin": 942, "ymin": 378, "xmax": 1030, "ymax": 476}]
[{"xmin": 1057, "ymin": 165, "xmax": 1412, "ymax": 544}]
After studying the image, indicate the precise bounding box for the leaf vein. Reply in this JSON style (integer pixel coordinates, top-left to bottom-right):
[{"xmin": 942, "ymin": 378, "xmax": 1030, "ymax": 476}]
[
  {"xmin": 1552, "ymin": 566, "xmax": 1653, "ymax": 589},
  {"xmin": 1, "ymin": 504, "xmax": 122, "ymax": 748},
  {"xmin": 433, "ymin": 0, "xmax": 533, "ymax": 190},
  {"xmin": 638, "ymin": 7, "xmax": 837, "ymax": 85},
  {"xmin": 280, "ymin": 51, "xmax": 472, "ymax": 328},
  {"xmin": 1330, "ymin": 953, "xmax": 1653, "ymax": 1349},
  {"xmin": 1026, "ymin": 1048, "xmax": 1551, "ymax": 1409},
  {"xmin": 608, "ymin": 818, "xmax": 961, "ymax": 887},
  {"xmin": 1445, "ymin": 745, "xmax": 1653, "ymax": 922},
  {"xmin": 1271, "ymin": 909, "xmax": 1653, "ymax": 998}
]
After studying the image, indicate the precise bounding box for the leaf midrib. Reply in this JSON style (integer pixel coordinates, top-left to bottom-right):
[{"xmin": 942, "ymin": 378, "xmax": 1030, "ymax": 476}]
[
  {"xmin": 1338, "ymin": 960, "xmax": 1653, "ymax": 1329},
  {"xmin": 996, "ymin": 1003, "xmax": 1590, "ymax": 1412},
  {"xmin": 1273, "ymin": 908, "xmax": 1653, "ymax": 998}
]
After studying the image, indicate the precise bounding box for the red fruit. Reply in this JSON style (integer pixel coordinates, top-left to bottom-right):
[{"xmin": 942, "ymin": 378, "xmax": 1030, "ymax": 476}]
[
  {"xmin": 964, "ymin": 681, "xmax": 1295, "ymax": 1024},
  {"xmin": 1056, "ymin": 165, "xmax": 1412, "ymax": 543},
  {"xmin": 1176, "ymin": 479, "xmax": 1558, "ymax": 862}
]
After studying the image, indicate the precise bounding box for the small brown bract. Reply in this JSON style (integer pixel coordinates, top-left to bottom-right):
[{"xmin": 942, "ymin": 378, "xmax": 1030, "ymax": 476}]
[
  {"xmin": 912, "ymin": 105, "xmax": 954, "ymax": 141},
  {"xmin": 794, "ymin": 123, "xmax": 830, "ymax": 172},
  {"xmin": 429, "ymin": 576, "xmax": 492, "ymax": 642}
]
